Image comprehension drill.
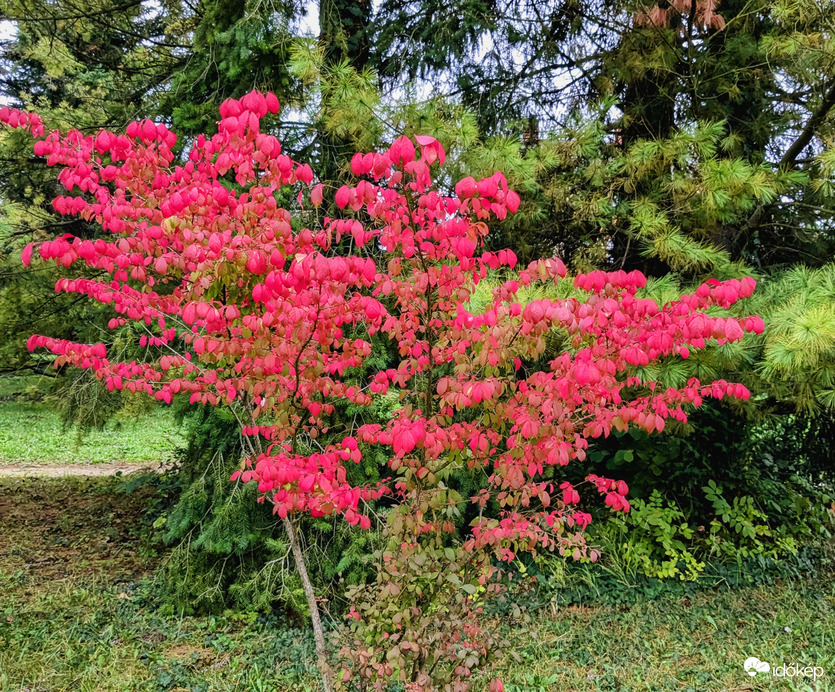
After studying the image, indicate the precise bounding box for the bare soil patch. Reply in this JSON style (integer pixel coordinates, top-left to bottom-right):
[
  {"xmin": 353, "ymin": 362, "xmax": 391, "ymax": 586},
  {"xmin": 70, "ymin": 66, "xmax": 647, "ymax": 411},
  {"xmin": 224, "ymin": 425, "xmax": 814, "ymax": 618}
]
[
  {"xmin": 0, "ymin": 476, "xmax": 155, "ymax": 586},
  {"xmin": 0, "ymin": 462, "xmax": 163, "ymax": 477}
]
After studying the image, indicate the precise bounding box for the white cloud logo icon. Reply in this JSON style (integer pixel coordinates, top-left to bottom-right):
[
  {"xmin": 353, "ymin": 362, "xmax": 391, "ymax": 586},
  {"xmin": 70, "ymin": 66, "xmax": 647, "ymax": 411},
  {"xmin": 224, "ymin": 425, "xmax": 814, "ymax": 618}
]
[{"xmin": 745, "ymin": 657, "xmax": 770, "ymax": 677}]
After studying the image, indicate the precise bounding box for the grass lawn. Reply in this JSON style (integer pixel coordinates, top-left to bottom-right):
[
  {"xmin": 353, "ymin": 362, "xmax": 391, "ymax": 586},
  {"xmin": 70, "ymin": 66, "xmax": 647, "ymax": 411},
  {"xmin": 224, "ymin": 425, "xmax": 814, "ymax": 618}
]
[
  {"xmin": 0, "ymin": 400, "xmax": 185, "ymax": 465},
  {"xmin": 0, "ymin": 477, "xmax": 833, "ymax": 692},
  {"xmin": 0, "ymin": 374, "xmax": 185, "ymax": 465}
]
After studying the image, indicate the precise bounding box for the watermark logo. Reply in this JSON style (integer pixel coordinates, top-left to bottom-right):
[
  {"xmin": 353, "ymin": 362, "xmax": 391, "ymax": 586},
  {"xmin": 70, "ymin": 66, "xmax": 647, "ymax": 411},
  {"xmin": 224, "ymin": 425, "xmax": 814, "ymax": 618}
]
[
  {"xmin": 744, "ymin": 657, "xmax": 770, "ymax": 677},
  {"xmin": 743, "ymin": 657, "xmax": 824, "ymax": 681}
]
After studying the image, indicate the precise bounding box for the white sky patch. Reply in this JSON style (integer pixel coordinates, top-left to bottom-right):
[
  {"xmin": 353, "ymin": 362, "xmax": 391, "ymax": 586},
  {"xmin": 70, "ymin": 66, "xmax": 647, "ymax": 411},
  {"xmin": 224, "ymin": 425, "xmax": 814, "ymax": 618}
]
[
  {"xmin": 0, "ymin": 21, "xmax": 16, "ymax": 106},
  {"xmin": 294, "ymin": 0, "xmax": 320, "ymax": 37},
  {"xmin": 0, "ymin": 20, "xmax": 16, "ymax": 41}
]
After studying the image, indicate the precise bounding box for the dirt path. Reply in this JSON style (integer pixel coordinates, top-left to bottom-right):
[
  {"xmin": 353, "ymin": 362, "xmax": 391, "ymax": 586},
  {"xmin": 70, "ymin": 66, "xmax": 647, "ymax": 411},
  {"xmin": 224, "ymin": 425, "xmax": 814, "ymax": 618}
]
[{"xmin": 0, "ymin": 462, "xmax": 162, "ymax": 477}]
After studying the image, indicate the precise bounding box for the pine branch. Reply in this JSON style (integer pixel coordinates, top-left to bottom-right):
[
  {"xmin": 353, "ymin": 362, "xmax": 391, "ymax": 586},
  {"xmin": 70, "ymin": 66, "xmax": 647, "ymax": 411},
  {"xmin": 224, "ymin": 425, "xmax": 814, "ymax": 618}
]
[{"xmin": 740, "ymin": 77, "xmax": 835, "ymax": 237}]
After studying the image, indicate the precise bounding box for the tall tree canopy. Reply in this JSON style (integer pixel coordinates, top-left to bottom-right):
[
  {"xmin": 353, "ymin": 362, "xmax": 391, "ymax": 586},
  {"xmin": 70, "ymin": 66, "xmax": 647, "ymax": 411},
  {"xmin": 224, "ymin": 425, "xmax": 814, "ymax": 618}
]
[{"xmin": 372, "ymin": 0, "xmax": 835, "ymax": 271}]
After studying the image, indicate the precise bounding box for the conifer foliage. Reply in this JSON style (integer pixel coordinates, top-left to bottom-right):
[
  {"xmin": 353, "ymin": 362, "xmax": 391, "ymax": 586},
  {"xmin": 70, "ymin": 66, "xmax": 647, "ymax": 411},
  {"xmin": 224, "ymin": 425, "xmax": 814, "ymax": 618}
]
[{"xmin": 2, "ymin": 94, "xmax": 763, "ymax": 689}]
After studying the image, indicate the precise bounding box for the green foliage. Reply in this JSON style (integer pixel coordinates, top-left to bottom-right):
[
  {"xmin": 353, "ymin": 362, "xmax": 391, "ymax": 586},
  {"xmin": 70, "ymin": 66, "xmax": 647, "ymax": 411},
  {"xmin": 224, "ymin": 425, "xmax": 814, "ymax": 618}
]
[
  {"xmin": 155, "ymin": 456, "xmax": 384, "ymax": 616},
  {"xmin": 507, "ymin": 114, "xmax": 787, "ymax": 271},
  {"xmin": 582, "ymin": 402, "xmax": 834, "ymax": 588},
  {"xmin": 162, "ymin": 0, "xmax": 301, "ymax": 136},
  {"xmin": 369, "ymin": 0, "xmax": 835, "ymax": 269},
  {"xmin": 593, "ymin": 490, "xmax": 705, "ymax": 581},
  {"xmin": 1, "ymin": 0, "xmax": 186, "ymax": 124},
  {"xmin": 701, "ymin": 480, "xmax": 801, "ymax": 558},
  {"xmin": 156, "ymin": 450, "xmax": 282, "ymax": 606},
  {"xmin": 752, "ymin": 265, "xmax": 835, "ymax": 412},
  {"xmin": 588, "ymin": 484, "xmax": 823, "ymax": 585}
]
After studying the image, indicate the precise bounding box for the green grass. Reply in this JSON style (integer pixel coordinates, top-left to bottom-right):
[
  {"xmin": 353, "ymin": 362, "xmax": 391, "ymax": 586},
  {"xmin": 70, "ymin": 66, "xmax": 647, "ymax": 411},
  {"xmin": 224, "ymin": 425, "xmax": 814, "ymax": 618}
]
[
  {"xmin": 0, "ymin": 477, "xmax": 320, "ymax": 692},
  {"xmin": 494, "ymin": 585, "xmax": 835, "ymax": 691},
  {"xmin": 0, "ymin": 373, "xmax": 55, "ymax": 399},
  {"xmin": 0, "ymin": 400, "xmax": 185, "ymax": 465},
  {"xmin": 0, "ymin": 477, "xmax": 833, "ymax": 691}
]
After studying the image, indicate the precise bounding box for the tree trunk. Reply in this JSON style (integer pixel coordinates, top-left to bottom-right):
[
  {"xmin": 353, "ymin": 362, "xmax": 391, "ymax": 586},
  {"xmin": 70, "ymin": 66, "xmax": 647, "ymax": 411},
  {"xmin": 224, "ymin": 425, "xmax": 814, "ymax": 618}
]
[{"xmin": 283, "ymin": 515, "xmax": 334, "ymax": 692}]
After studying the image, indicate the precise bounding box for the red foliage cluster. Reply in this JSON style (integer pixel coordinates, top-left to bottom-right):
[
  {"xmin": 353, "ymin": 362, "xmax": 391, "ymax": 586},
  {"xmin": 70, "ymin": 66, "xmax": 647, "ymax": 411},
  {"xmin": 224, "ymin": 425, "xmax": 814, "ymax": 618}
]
[
  {"xmin": 636, "ymin": 0, "xmax": 726, "ymax": 30},
  {"xmin": 2, "ymin": 94, "xmax": 762, "ymax": 689},
  {"xmin": 2, "ymin": 94, "xmax": 763, "ymax": 554}
]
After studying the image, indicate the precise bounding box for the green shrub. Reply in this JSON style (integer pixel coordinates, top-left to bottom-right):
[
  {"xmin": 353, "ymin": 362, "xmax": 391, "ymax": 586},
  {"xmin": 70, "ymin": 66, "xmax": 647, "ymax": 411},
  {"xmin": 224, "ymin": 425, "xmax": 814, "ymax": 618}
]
[{"xmin": 591, "ymin": 490, "xmax": 705, "ymax": 581}]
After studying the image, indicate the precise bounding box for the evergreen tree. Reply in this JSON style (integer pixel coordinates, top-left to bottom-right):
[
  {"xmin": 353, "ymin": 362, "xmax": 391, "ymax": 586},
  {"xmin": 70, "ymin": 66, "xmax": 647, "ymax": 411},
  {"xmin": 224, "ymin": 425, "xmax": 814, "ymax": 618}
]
[
  {"xmin": 0, "ymin": 0, "xmax": 187, "ymax": 373},
  {"xmin": 371, "ymin": 0, "xmax": 835, "ymax": 270},
  {"xmin": 160, "ymin": 0, "xmax": 302, "ymax": 135}
]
